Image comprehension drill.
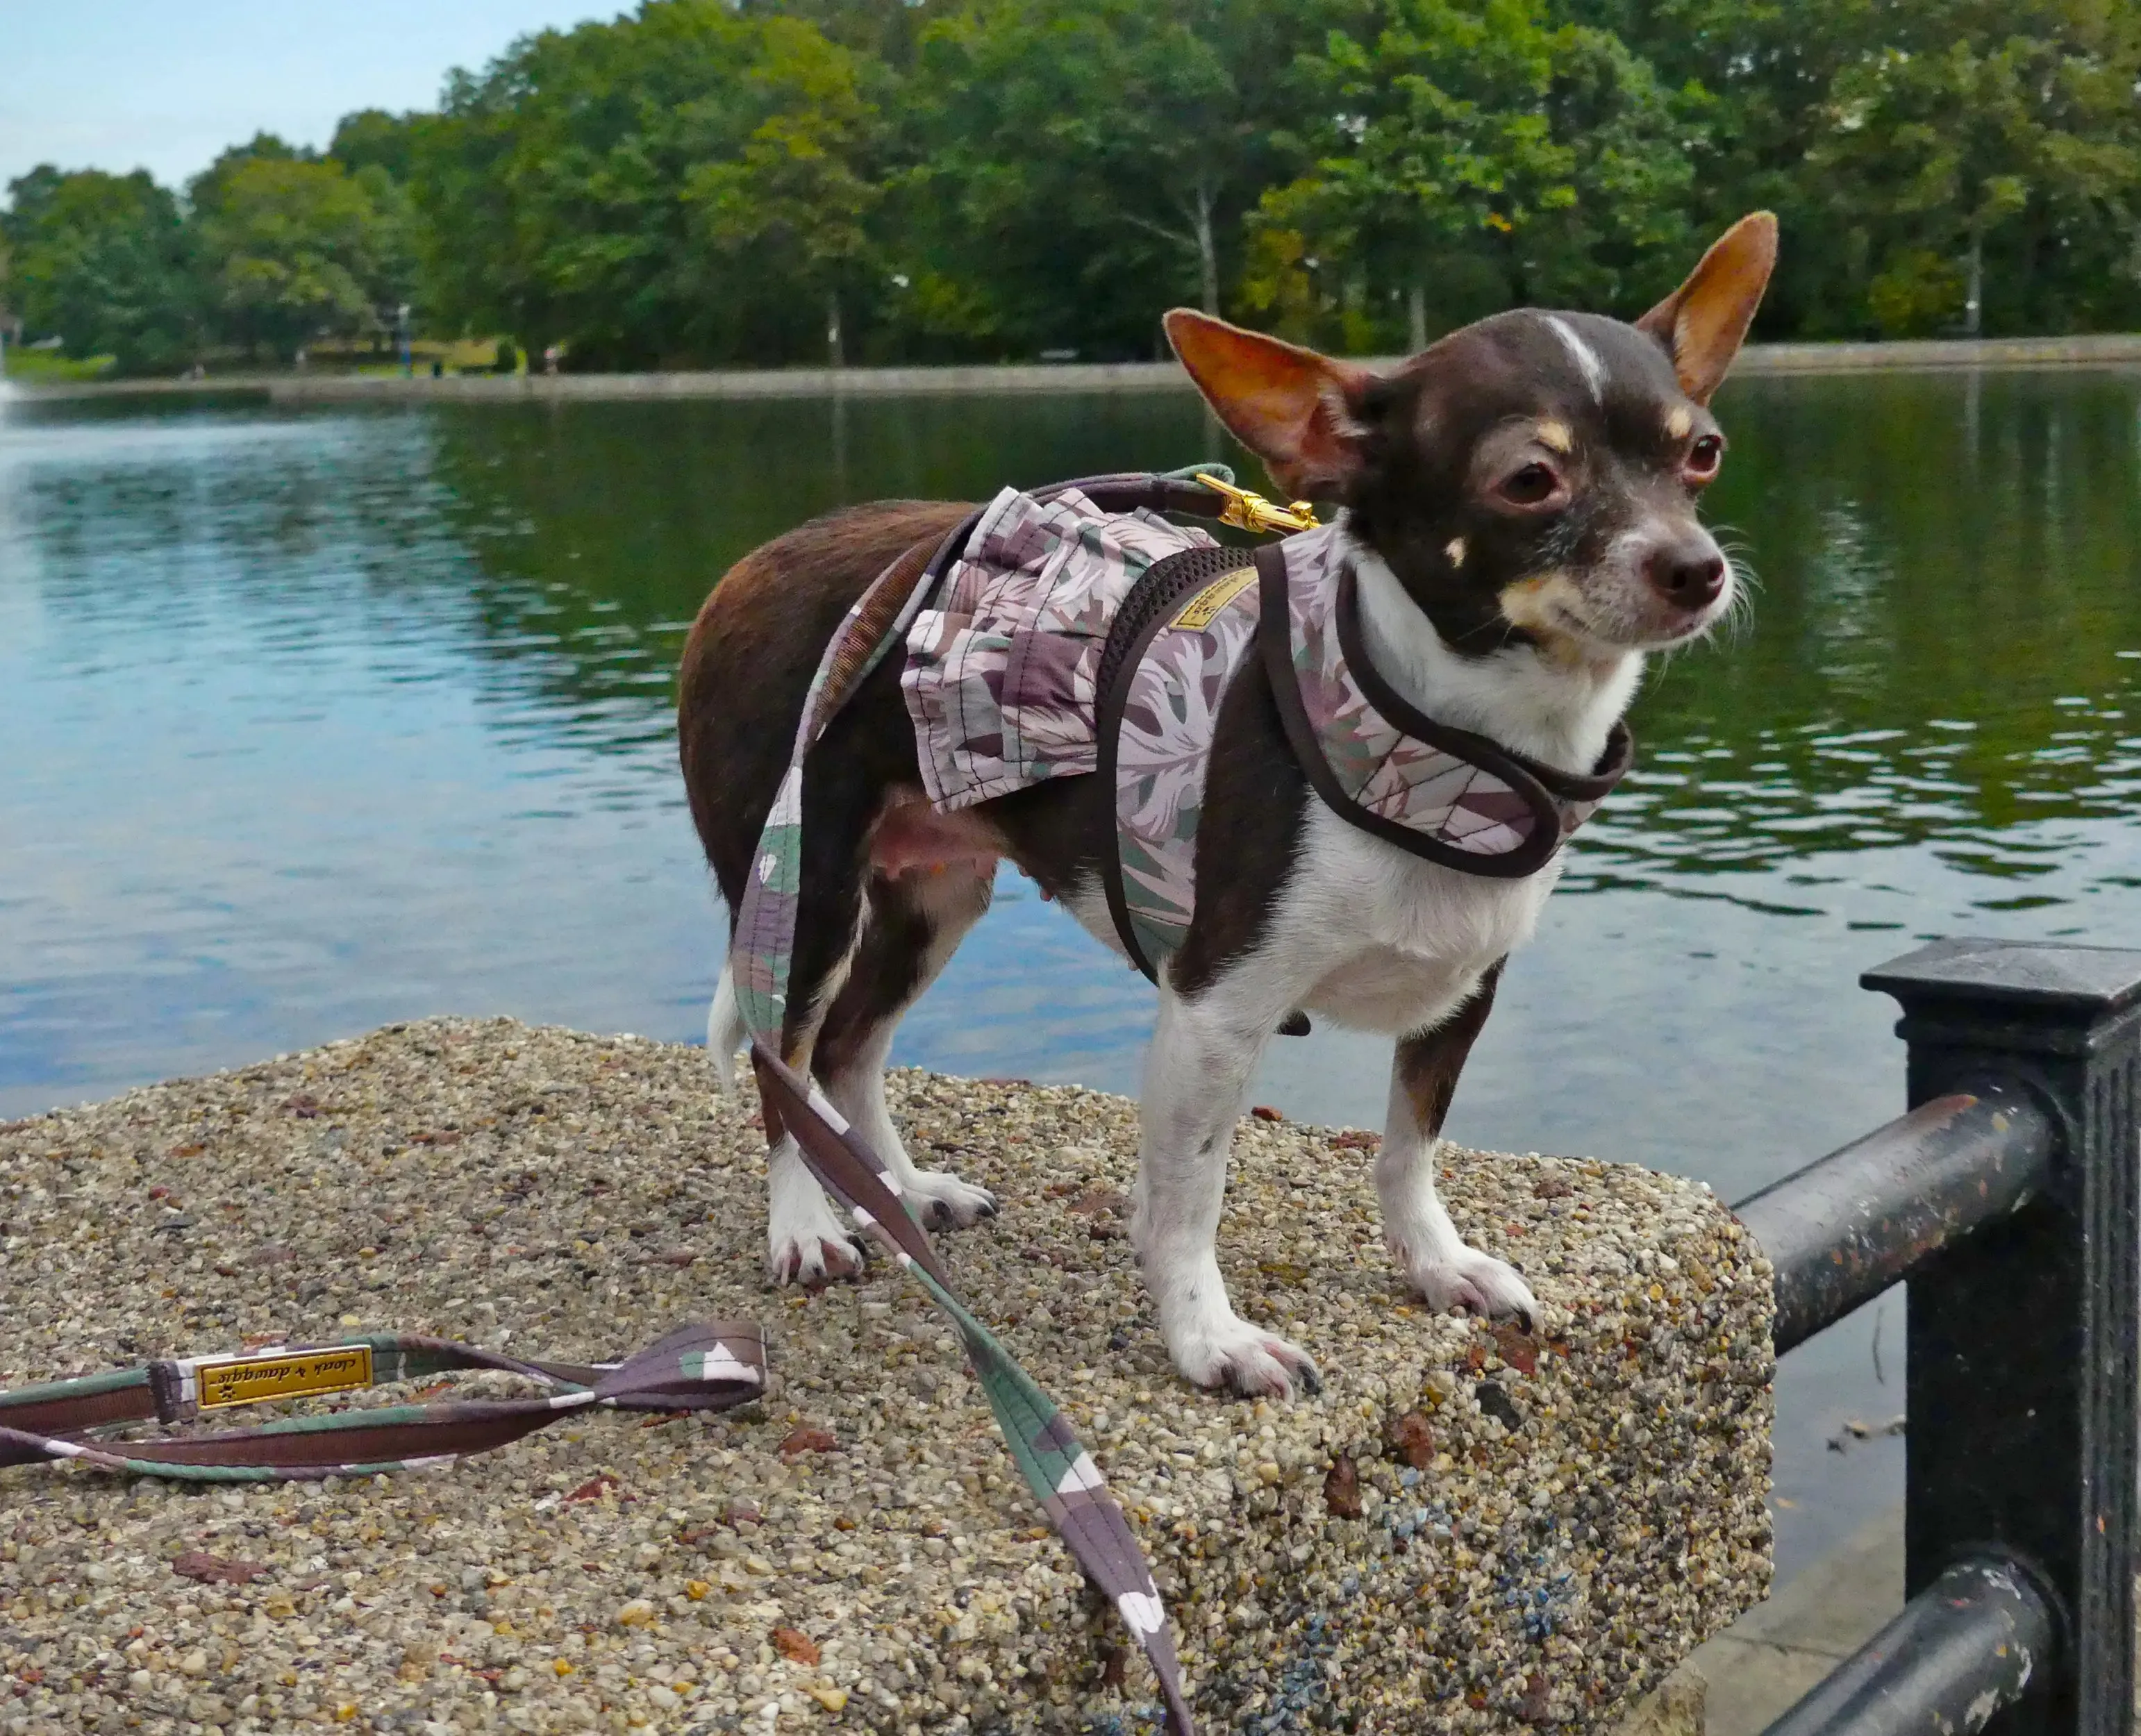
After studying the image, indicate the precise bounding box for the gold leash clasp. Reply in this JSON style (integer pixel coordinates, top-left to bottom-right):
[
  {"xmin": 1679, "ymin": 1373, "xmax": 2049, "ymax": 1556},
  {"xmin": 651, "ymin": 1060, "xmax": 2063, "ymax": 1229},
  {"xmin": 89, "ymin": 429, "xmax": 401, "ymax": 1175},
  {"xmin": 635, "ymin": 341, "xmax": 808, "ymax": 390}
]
[{"xmin": 1194, "ymin": 472, "xmax": 1320, "ymax": 535}]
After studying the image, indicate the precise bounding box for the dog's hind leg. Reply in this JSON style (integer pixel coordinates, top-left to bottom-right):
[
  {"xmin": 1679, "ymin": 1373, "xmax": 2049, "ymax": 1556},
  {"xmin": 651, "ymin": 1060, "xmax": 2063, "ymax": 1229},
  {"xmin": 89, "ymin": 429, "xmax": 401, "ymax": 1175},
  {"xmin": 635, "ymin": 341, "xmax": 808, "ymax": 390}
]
[
  {"xmin": 1376, "ymin": 961, "xmax": 1539, "ymax": 1326},
  {"xmin": 710, "ymin": 915, "xmax": 866, "ymax": 1282},
  {"xmin": 758, "ymin": 759, "xmax": 883, "ymax": 1288},
  {"xmin": 706, "ymin": 964, "xmax": 747, "ymax": 1092},
  {"xmin": 763, "ymin": 922, "xmax": 871, "ymax": 1286},
  {"xmin": 815, "ymin": 865, "xmax": 999, "ymax": 1230}
]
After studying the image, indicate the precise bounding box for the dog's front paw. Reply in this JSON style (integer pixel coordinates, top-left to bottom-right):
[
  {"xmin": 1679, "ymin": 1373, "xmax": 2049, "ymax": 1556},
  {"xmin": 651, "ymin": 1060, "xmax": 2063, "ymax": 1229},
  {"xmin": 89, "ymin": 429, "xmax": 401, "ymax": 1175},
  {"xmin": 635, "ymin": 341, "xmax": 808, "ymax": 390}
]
[
  {"xmin": 900, "ymin": 1168, "xmax": 997, "ymax": 1231},
  {"xmin": 1399, "ymin": 1243, "xmax": 1538, "ymax": 1327},
  {"xmin": 1172, "ymin": 1314, "xmax": 1322, "ymax": 1401},
  {"xmin": 769, "ymin": 1230, "xmax": 864, "ymax": 1287},
  {"xmin": 768, "ymin": 1180, "xmax": 865, "ymax": 1287}
]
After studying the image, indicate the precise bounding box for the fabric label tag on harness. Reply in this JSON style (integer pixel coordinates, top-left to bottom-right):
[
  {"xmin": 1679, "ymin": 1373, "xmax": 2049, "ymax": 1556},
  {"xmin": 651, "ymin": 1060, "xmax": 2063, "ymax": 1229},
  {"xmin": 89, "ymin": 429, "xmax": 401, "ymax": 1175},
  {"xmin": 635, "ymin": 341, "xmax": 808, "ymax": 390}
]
[
  {"xmin": 196, "ymin": 1346, "xmax": 373, "ymax": 1410},
  {"xmin": 1171, "ymin": 567, "xmax": 1256, "ymax": 631}
]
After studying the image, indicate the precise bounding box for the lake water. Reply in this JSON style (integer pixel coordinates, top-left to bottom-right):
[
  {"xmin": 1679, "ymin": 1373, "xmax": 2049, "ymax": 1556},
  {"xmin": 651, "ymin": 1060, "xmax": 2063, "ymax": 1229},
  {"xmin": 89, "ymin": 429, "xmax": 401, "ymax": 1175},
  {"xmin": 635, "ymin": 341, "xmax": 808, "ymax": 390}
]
[{"xmin": 7, "ymin": 370, "xmax": 2141, "ymax": 1581}]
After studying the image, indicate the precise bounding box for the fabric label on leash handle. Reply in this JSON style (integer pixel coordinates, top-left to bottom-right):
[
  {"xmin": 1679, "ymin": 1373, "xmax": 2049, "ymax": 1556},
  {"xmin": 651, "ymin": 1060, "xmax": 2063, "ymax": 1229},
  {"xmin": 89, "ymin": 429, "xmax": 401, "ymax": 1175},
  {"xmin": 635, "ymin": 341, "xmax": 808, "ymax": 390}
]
[{"xmin": 195, "ymin": 1345, "xmax": 374, "ymax": 1410}]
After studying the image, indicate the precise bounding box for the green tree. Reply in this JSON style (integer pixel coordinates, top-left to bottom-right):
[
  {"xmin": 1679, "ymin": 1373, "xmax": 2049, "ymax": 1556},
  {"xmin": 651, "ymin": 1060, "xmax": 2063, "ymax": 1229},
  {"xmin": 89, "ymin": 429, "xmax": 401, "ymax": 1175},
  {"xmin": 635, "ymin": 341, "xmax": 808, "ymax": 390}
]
[
  {"xmin": 413, "ymin": 1, "xmax": 888, "ymax": 369},
  {"xmin": 330, "ymin": 109, "xmax": 425, "ymax": 184},
  {"xmin": 682, "ymin": 15, "xmax": 885, "ymax": 365},
  {"xmin": 907, "ymin": 0, "xmax": 1293, "ymax": 349},
  {"xmin": 1554, "ymin": 0, "xmax": 2141, "ymax": 337},
  {"xmin": 1521, "ymin": 24, "xmax": 1705, "ymax": 314},
  {"xmin": 3, "ymin": 164, "xmax": 67, "ymax": 242},
  {"xmin": 1808, "ymin": 8, "xmax": 2141, "ymax": 336},
  {"xmin": 192, "ymin": 151, "xmax": 401, "ymax": 360},
  {"xmin": 329, "ymin": 112, "xmax": 425, "ymax": 325},
  {"xmin": 1251, "ymin": 0, "xmax": 1696, "ymax": 351},
  {"xmin": 1551, "ymin": 0, "xmax": 1878, "ymax": 335},
  {"xmin": 1, "ymin": 167, "xmax": 198, "ymax": 374},
  {"xmin": 188, "ymin": 133, "xmax": 309, "ymax": 216},
  {"xmin": 16, "ymin": 0, "xmax": 2141, "ymax": 374},
  {"xmin": 744, "ymin": 0, "xmax": 937, "ymax": 69}
]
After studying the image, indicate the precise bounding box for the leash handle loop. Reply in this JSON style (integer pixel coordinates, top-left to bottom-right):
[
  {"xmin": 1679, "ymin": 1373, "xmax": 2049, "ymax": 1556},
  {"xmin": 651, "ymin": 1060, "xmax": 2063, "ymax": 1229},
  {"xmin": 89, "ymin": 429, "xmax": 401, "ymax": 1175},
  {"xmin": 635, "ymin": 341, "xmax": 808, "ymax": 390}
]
[{"xmin": 0, "ymin": 1321, "xmax": 767, "ymax": 1480}]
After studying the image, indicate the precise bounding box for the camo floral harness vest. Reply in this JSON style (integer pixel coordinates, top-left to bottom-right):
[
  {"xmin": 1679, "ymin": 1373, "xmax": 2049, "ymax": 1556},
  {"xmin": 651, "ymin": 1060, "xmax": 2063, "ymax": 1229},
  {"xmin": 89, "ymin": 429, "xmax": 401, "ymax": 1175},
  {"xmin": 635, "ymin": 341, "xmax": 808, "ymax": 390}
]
[{"xmin": 902, "ymin": 481, "xmax": 1633, "ymax": 980}]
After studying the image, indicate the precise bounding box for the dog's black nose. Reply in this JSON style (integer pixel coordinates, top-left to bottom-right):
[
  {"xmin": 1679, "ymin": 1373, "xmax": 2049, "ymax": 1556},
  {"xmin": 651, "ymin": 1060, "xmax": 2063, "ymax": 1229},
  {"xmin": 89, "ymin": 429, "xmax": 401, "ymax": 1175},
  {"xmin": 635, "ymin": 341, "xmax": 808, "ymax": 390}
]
[{"xmin": 1646, "ymin": 544, "xmax": 1726, "ymax": 610}]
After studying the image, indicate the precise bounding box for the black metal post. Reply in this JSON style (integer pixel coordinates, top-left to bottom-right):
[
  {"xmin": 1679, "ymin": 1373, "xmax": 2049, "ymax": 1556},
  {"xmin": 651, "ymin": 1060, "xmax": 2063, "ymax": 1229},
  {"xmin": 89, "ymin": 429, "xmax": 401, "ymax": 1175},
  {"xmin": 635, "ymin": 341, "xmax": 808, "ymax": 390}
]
[
  {"xmin": 1758, "ymin": 1557, "xmax": 2057, "ymax": 1736},
  {"xmin": 1735, "ymin": 1090, "xmax": 2056, "ymax": 1354},
  {"xmin": 1860, "ymin": 938, "xmax": 2141, "ymax": 1735}
]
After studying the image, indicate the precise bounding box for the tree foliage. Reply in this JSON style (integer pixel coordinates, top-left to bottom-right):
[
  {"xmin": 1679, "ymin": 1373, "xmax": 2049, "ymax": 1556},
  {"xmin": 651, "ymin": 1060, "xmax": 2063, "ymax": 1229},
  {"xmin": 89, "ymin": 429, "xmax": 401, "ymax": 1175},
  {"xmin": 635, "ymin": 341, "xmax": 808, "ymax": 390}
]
[
  {"xmin": 190, "ymin": 137, "xmax": 411, "ymax": 360},
  {"xmin": 329, "ymin": 110, "xmax": 425, "ymax": 185},
  {"xmin": 1244, "ymin": 0, "xmax": 1699, "ymax": 350},
  {"xmin": 2, "ymin": 167, "xmax": 197, "ymax": 372},
  {"xmin": 1810, "ymin": 4, "xmax": 2141, "ymax": 335},
  {"xmin": 5, "ymin": 0, "xmax": 2139, "ymax": 374},
  {"xmin": 681, "ymin": 15, "xmax": 887, "ymax": 365},
  {"xmin": 899, "ymin": 0, "xmax": 1294, "ymax": 356},
  {"xmin": 410, "ymin": 2, "xmax": 889, "ymax": 369}
]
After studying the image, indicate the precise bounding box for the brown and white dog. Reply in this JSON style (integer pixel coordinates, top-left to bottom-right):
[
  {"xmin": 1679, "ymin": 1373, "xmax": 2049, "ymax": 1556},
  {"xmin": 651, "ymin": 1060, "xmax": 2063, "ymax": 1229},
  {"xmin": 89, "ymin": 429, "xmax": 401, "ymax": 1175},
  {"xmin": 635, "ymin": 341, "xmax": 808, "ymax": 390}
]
[{"xmin": 678, "ymin": 213, "xmax": 1776, "ymax": 1399}]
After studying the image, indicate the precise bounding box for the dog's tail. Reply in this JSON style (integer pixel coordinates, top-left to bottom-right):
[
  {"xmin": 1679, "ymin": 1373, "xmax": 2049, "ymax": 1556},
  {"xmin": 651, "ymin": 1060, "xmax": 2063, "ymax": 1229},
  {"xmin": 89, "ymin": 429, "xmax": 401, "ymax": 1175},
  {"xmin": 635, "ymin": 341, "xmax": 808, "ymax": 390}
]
[{"xmin": 707, "ymin": 963, "xmax": 748, "ymax": 1092}]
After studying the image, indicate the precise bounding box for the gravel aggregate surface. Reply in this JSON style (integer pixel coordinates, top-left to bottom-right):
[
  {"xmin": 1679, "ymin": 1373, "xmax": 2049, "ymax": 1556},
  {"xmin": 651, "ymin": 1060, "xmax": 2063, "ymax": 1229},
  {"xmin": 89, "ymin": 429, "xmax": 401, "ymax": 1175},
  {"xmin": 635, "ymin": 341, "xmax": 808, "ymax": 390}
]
[{"xmin": 0, "ymin": 1019, "xmax": 1772, "ymax": 1734}]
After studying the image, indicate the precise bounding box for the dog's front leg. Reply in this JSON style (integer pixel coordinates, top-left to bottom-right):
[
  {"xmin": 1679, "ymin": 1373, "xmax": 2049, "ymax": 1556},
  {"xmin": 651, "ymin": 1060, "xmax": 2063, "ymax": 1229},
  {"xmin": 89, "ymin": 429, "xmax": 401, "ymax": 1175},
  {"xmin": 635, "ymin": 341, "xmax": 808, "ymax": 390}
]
[
  {"xmin": 1377, "ymin": 962, "xmax": 1539, "ymax": 1325},
  {"xmin": 1133, "ymin": 979, "xmax": 1319, "ymax": 1399}
]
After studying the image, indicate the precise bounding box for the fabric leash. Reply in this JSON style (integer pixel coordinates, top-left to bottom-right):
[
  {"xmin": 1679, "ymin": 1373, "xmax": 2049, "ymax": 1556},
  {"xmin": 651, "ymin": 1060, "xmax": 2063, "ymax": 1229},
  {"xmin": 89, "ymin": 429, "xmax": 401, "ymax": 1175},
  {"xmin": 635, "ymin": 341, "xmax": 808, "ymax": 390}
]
[
  {"xmin": 0, "ymin": 1321, "xmax": 765, "ymax": 1480},
  {"xmin": 750, "ymin": 1049, "xmax": 1188, "ymax": 1730},
  {"xmin": 726, "ymin": 467, "xmax": 1316, "ymax": 1736}
]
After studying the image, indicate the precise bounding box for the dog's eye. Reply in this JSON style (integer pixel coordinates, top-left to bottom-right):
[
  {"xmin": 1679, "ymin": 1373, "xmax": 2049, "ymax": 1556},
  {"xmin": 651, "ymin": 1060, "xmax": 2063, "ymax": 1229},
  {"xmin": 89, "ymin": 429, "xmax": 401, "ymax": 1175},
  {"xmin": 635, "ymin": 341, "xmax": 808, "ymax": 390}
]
[
  {"xmin": 1684, "ymin": 435, "xmax": 1724, "ymax": 483},
  {"xmin": 1499, "ymin": 462, "xmax": 1560, "ymax": 507}
]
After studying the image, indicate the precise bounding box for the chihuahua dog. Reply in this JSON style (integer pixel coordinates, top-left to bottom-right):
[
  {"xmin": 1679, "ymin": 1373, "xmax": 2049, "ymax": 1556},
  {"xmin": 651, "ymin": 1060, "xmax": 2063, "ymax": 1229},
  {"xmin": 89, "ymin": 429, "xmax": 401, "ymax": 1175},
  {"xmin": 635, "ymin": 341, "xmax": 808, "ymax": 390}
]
[{"xmin": 679, "ymin": 213, "xmax": 1775, "ymax": 1399}]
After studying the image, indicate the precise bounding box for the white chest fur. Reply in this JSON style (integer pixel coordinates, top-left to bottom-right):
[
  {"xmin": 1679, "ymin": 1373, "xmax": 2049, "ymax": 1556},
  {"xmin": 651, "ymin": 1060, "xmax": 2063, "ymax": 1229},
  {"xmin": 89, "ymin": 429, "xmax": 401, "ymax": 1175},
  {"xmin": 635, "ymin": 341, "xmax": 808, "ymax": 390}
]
[
  {"xmin": 1279, "ymin": 804, "xmax": 1564, "ymax": 1034},
  {"xmin": 1060, "ymin": 529, "xmax": 1644, "ymax": 1040},
  {"xmin": 1251, "ymin": 537, "xmax": 1641, "ymax": 1035},
  {"xmin": 1231, "ymin": 536, "xmax": 1642, "ymax": 1037},
  {"xmin": 1061, "ymin": 807, "xmax": 1562, "ymax": 1037}
]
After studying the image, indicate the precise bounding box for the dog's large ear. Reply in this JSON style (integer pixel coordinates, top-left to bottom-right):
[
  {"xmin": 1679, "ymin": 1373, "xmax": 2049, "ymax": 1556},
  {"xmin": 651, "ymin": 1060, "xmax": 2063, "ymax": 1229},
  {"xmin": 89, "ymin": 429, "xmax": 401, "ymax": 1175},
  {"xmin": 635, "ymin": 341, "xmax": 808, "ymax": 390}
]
[
  {"xmin": 1163, "ymin": 309, "xmax": 1374, "ymax": 497},
  {"xmin": 1636, "ymin": 212, "xmax": 1778, "ymax": 405}
]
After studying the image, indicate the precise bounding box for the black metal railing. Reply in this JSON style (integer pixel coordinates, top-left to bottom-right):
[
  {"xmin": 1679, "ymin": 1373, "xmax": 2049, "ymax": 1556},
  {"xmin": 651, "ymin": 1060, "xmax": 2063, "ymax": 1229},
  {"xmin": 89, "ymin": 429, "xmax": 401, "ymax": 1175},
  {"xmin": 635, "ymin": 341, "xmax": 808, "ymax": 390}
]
[{"xmin": 1729, "ymin": 938, "xmax": 2141, "ymax": 1736}]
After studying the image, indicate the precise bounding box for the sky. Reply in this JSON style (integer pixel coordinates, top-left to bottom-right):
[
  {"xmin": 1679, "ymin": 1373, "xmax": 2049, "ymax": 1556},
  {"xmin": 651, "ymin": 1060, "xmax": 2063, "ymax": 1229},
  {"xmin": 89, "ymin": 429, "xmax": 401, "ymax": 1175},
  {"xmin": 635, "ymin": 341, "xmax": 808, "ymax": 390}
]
[{"xmin": 1, "ymin": 2, "xmax": 624, "ymax": 191}]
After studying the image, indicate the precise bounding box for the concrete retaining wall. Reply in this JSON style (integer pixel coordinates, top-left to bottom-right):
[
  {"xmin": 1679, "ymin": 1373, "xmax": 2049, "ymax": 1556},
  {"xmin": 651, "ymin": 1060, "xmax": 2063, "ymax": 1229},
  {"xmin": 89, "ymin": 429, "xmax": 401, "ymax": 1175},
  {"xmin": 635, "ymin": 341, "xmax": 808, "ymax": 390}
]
[
  {"xmin": 15, "ymin": 331, "xmax": 2141, "ymax": 408},
  {"xmin": 0, "ymin": 1020, "xmax": 1773, "ymax": 1733}
]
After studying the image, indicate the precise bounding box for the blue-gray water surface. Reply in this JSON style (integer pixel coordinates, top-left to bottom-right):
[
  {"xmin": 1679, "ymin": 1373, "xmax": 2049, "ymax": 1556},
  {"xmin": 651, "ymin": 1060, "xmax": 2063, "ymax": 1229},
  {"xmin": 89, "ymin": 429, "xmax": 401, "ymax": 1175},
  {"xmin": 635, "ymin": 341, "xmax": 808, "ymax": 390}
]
[{"xmin": 8, "ymin": 371, "xmax": 2141, "ymax": 1581}]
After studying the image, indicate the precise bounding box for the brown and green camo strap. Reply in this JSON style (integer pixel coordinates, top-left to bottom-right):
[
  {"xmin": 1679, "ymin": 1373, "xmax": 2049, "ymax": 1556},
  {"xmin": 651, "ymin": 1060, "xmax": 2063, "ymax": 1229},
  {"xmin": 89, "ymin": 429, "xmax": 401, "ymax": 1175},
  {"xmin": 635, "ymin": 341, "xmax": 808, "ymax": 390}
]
[
  {"xmin": 752, "ymin": 1049, "xmax": 1192, "ymax": 1736},
  {"xmin": 0, "ymin": 1321, "xmax": 765, "ymax": 1481}
]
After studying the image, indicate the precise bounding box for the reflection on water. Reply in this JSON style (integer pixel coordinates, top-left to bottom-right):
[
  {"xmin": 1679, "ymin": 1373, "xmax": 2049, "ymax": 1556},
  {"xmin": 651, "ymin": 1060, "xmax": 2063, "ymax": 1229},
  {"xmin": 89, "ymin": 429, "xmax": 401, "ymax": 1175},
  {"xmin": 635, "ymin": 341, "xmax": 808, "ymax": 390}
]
[
  {"xmin": 1590, "ymin": 376, "xmax": 2141, "ymax": 900},
  {"xmin": 6, "ymin": 372, "xmax": 2141, "ymax": 1578}
]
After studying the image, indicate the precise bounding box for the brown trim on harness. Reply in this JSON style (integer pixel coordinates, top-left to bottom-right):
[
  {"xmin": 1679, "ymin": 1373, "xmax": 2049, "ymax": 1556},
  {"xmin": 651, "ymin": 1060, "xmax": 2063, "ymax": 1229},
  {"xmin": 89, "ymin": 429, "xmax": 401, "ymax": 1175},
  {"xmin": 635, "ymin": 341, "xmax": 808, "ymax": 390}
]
[
  {"xmin": 1093, "ymin": 546, "xmax": 1259, "ymax": 985},
  {"xmin": 1333, "ymin": 567, "xmax": 1633, "ymax": 808},
  {"xmin": 1253, "ymin": 544, "xmax": 1632, "ymax": 877}
]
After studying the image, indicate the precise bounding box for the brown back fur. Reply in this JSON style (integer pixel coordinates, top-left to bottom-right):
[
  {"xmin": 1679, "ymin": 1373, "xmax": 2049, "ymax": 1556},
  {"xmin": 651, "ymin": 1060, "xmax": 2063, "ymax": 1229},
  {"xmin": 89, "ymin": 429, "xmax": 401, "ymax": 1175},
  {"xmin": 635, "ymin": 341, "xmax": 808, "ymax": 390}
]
[{"xmin": 678, "ymin": 500, "xmax": 970, "ymax": 917}]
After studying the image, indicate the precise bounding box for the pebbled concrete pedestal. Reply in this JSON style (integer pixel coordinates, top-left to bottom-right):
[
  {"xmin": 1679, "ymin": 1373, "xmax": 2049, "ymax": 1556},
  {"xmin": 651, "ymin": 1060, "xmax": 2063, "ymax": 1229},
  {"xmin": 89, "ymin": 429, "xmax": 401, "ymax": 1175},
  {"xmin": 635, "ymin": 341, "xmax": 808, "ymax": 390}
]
[{"xmin": 0, "ymin": 1021, "xmax": 1772, "ymax": 1733}]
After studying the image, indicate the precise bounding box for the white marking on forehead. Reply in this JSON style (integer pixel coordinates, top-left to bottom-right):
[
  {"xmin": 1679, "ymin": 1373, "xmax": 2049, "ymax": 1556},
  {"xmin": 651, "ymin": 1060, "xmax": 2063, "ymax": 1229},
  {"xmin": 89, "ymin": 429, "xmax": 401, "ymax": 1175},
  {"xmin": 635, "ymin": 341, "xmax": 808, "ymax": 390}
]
[
  {"xmin": 1444, "ymin": 537, "xmax": 1466, "ymax": 569},
  {"xmin": 1543, "ymin": 315, "xmax": 1608, "ymax": 403}
]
